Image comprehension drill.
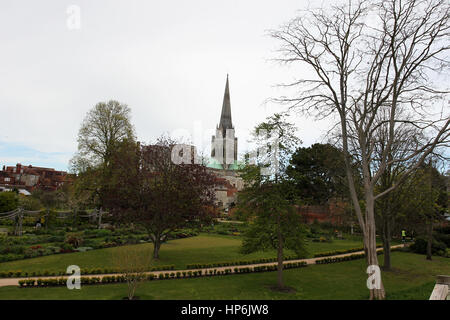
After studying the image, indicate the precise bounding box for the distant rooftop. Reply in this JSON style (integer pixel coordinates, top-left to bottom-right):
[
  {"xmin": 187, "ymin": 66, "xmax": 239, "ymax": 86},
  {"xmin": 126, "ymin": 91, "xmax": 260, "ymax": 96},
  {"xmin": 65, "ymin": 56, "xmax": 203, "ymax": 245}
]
[{"xmin": 206, "ymin": 158, "xmax": 244, "ymax": 171}]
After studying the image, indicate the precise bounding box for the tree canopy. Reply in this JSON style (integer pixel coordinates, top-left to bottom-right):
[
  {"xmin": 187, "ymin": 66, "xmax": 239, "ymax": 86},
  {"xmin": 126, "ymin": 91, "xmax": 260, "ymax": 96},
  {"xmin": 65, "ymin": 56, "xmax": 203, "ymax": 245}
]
[
  {"xmin": 103, "ymin": 136, "xmax": 218, "ymax": 259},
  {"xmin": 70, "ymin": 100, "xmax": 135, "ymax": 172},
  {"xmin": 286, "ymin": 143, "xmax": 350, "ymax": 204}
]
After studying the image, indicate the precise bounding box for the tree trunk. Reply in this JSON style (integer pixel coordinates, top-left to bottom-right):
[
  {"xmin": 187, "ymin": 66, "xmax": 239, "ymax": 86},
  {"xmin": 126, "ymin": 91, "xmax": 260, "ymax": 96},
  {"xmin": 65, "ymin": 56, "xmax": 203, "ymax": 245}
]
[
  {"xmin": 426, "ymin": 221, "xmax": 433, "ymax": 260},
  {"xmin": 365, "ymin": 196, "xmax": 385, "ymax": 300},
  {"xmin": 98, "ymin": 208, "xmax": 102, "ymax": 229},
  {"xmin": 277, "ymin": 219, "xmax": 284, "ymax": 289},
  {"xmin": 382, "ymin": 218, "xmax": 391, "ymax": 270},
  {"xmin": 153, "ymin": 234, "xmax": 161, "ymax": 259}
]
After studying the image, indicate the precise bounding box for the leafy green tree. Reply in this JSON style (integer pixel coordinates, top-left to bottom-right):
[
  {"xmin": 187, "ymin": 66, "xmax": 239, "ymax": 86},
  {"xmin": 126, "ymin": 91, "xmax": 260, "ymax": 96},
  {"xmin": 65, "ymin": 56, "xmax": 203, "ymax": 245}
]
[
  {"xmin": 239, "ymin": 167, "xmax": 307, "ymax": 289},
  {"xmin": 69, "ymin": 100, "xmax": 136, "ymax": 209},
  {"xmin": 286, "ymin": 143, "xmax": 350, "ymax": 204},
  {"xmin": 70, "ymin": 100, "xmax": 135, "ymax": 169},
  {"xmin": 18, "ymin": 195, "xmax": 42, "ymax": 211},
  {"xmin": 239, "ymin": 113, "xmax": 307, "ymax": 289},
  {"xmin": 0, "ymin": 192, "xmax": 18, "ymax": 212},
  {"xmin": 31, "ymin": 190, "xmax": 63, "ymax": 209},
  {"xmin": 398, "ymin": 162, "xmax": 448, "ymax": 260}
]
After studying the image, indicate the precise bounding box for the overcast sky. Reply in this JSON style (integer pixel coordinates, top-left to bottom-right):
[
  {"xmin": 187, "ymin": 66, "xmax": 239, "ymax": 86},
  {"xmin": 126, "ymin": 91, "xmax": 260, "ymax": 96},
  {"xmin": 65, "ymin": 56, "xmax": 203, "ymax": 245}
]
[{"xmin": 0, "ymin": 0, "xmax": 335, "ymax": 171}]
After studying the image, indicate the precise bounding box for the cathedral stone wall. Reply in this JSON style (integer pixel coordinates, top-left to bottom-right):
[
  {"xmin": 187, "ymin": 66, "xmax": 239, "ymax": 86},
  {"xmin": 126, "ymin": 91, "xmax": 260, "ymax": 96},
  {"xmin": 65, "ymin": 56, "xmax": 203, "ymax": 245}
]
[{"xmin": 207, "ymin": 75, "xmax": 244, "ymax": 211}]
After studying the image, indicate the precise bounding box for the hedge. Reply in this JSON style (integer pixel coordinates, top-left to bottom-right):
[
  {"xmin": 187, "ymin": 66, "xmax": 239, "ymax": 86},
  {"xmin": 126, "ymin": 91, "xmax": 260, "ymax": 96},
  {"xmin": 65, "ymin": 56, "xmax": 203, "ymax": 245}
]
[
  {"xmin": 315, "ymin": 253, "xmax": 366, "ymax": 264},
  {"xmin": 1, "ymin": 265, "xmax": 175, "ymax": 279},
  {"xmin": 18, "ymin": 261, "xmax": 308, "ymax": 288},
  {"xmin": 184, "ymin": 245, "xmax": 387, "ymax": 269},
  {"xmin": 313, "ymin": 245, "xmax": 383, "ymax": 258},
  {"xmin": 186, "ymin": 255, "xmax": 303, "ymax": 269},
  {"xmin": 315, "ymin": 246, "xmax": 402, "ymax": 265}
]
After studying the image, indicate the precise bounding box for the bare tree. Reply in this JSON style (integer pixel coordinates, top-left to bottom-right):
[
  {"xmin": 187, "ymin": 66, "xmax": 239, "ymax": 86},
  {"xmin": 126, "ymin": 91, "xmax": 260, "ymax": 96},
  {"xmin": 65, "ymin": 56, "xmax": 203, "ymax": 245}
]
[
  {"xmin": 372, "ymin": 109, "xmax": 424, "ymax": 270},
  {"xmin": 112, "ymin": 246, "xmax": 151, "ymax": 300},
  {"xmin": 271, "ymin": 0, "xmax": 450, "ymax": 299}
]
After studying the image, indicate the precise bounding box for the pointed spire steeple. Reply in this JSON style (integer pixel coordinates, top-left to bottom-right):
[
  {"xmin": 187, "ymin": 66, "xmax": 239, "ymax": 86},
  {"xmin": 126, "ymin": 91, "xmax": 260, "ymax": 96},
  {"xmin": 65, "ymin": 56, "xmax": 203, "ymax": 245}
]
[{"xmin": 219, "ymin": 74, "xmax": 233, "ymax": 130}]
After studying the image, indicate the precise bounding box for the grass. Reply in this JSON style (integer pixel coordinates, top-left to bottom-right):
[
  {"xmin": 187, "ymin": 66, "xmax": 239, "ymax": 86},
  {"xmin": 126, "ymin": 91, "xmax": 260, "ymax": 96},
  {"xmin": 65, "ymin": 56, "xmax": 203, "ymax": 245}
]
[
  {"xmin": 0, "ymin": 252, "xmax": 447, "ymax": 300},
  {"xmin": 0, "ymin": 234, "xmax": 372, "ymax": 273}
]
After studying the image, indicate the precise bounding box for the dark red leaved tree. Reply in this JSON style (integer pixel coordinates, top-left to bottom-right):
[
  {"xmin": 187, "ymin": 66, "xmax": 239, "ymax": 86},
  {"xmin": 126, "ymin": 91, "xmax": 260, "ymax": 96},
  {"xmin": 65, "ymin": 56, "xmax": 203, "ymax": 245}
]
[{"xmin": 104, "ymin": 137, "xmax": 217, "ymax": 258}]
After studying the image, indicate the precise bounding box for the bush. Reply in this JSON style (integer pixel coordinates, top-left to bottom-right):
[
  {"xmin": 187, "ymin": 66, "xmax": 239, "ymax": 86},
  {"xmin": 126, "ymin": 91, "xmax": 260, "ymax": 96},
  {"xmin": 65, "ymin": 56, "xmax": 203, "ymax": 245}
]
[
  {"xmin": 410, "ymin": 236, "xmax": 447, "ymax": 256},
  {"xmin": 0, "ymin": 192, "xmax": 18, "ymax": 212},
  {"xmin": 316, "ymin": 253, "xmax": 365, "ymax": 264},
  {"xmin": 64, "ymin": 233, "xmax": 84, "ymax": 248},
  {"xmin": 313, "ymin": 246, "xmax": 382, "ymax": 258},
  {"xmin": 185, "ymin": 256, "xmax": 305, "ymax": 269},
  {"xmin": 434, "ymin": 233, "xmax": 450, "ymax": 248},
  {"xmin": 59, "ymin": 242, "xmax": 75, "ymax": 253}
]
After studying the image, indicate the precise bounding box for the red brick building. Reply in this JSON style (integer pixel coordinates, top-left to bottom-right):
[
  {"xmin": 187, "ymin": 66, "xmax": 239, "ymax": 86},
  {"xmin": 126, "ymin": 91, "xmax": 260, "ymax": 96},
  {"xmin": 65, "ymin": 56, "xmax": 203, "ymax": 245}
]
[
  {"xmin": 296, "ymin": 199, "xmax": 350, "ymax": 226},
  {"xmin": 0, "ymin": 163, "xmax": 70, "ymax": 192}
]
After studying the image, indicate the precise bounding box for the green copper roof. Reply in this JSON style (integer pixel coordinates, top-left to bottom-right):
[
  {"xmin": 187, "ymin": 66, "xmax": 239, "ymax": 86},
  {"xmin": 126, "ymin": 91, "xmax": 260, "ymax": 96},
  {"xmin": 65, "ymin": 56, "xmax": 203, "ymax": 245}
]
[
  {"xmin": 228, "ymin": 160, "xmax": 245, "ymax": 170},
  {"xmin": 206, "ymin": 158, "xmax": 244, "ymax": 171},
  {"xmin": 206, "ymin": 158, "xmax": 224, "ymax": 170}
]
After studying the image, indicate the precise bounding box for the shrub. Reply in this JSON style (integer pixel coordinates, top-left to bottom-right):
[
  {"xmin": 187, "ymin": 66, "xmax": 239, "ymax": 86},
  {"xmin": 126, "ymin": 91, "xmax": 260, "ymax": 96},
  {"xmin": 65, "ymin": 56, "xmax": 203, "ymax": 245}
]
[
  {"xmin": 65, "ymin": 233, "xmax": 84, "ymax": 248},
  {"xmin": 434, "ymin": 233, "xmax": 450, "ymax": 248},
  {"xmin": 410, "ymin": 236, "xmax": 447, "ymax": 256}
]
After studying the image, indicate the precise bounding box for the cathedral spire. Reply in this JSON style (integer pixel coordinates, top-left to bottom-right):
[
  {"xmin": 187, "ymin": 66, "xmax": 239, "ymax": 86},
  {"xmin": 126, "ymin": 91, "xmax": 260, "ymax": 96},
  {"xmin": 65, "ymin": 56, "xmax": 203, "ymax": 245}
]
[
  {"xmin": 211, "ymin": 74, "xmax": 238, "ymax": 167},
  {"xmin": 219, "ymin": 74, "xmax": 233, "ymax": 130}
]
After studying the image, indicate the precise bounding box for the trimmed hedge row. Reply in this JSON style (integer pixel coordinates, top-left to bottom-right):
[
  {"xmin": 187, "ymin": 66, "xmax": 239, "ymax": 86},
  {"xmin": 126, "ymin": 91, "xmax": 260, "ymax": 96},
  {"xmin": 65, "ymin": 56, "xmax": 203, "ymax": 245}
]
[
  {"xmin": 1, "ymin": 265, "xmax": 175, "ymax": 279},
  {"xmin": 185, "ymin": 244, "xmax": 389, "ymax": 269},
  {"xmin": 313, "ymin": 245, "xmax": 383, "ymax": 258},
  {"xmin": 79, "ymin": 265, "xmax": 175, "ymax": 275},
  {"xmin": 186, "ymin": 255, "xmax": 302, "ymax": 269},
  {"xmin": 315, "ymin": 246, "xmax": 402, "ymax": 264},
  {"xmin": 315, "ymin": 253, "xmax": 365, "ymax": 264},
  {"xmin": 235, "ymin": 261, "xmax": 307, "ymax": 273},
  {"xmin": 18, "ymin": 261, "xmax": 309, "ymax": 288},
  {"xmin": 19, "ymin": 276, "xmax": 116, "ymax": 287}
]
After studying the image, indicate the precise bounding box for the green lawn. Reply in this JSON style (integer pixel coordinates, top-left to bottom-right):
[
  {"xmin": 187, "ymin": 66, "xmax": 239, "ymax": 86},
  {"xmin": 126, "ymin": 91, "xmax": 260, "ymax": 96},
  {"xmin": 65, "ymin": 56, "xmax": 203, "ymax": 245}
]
[
  {"xmin": 0, "ymin": 252, "xmax": 447, "ymax": 300},
  {"xmin": 0, "ymin": 234, "xmax": 372, "ymax": 273}
]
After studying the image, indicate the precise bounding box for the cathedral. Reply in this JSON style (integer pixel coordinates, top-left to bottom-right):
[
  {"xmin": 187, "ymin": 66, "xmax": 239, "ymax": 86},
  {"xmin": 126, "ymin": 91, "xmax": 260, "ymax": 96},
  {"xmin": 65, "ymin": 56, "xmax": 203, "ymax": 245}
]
[
  {"xmin": 207, "ymin": 75, "xmax": 244, "ymax": 210},
  {"xmin": 210, "ymin": 74, "xmax": 238, "ymax": 170}
]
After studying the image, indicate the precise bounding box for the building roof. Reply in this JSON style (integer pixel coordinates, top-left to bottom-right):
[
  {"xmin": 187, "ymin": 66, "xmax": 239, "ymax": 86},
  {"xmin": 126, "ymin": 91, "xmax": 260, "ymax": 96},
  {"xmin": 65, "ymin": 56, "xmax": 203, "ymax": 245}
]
[
  {"xmin": 218, "ymin": 74, "xmax": 233, "ymax": 131},
  {"xmin": 18, "ymin": 189, "xmax": 31, "ymax": 196},
  {"xmin": 206, "ymin": 158, "xmax": 244, "ymax": 171},
  {"xmin": 206, "ymin": 158, "xmax": 224, "ymax": 170}
]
